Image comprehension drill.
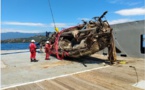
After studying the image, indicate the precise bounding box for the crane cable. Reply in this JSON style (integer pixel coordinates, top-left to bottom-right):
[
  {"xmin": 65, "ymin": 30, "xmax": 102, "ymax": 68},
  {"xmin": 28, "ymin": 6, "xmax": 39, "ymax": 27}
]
[{"xmin": 48, "ymin": 0, "xmax": 59, "ymax": 32}]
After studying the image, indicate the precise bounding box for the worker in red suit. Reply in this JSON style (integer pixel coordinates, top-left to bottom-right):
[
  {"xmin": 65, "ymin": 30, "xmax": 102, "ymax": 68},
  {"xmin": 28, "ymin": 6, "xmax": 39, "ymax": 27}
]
[
  {"xmin": 45, "ymin": 41, "xmax": 51, "ymax": 60},
  {"xmin": 29, "ymin": 39, "xmax": 38, "ymax": 62}
]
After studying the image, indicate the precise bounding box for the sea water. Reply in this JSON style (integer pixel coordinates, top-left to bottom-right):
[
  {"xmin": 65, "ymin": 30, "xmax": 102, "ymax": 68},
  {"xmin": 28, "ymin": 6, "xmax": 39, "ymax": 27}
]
[{"xmin": 1, "ymin": 43, "xmax": 31, "ymax": 50}]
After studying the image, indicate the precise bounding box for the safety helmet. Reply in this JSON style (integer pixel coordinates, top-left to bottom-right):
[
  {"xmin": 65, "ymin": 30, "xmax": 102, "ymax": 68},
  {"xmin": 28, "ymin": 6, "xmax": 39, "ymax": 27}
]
[
  {"xmin": 46, "ymin": 41, "xmax": 50, "ymax": 43},
  {"xmin": 31, "ymin": 39, "xmax": 35, "ymax": 42}
]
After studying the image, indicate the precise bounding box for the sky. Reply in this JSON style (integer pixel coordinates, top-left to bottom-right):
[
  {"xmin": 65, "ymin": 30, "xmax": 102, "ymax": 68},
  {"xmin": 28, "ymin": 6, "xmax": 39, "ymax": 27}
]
[{"xmin": 1, "ymin": 0, "xmax": 145, "ymax": 33}]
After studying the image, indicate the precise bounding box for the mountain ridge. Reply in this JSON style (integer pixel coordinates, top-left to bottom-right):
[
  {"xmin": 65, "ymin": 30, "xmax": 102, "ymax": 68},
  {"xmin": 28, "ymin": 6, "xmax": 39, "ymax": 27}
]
[
  {"xmin": 1, "ymin": 35, "xmax": 46, "ymax": 43},
  {"xmin": 1, "ymin": 32, "xmax": 46, "ymax": 40}
]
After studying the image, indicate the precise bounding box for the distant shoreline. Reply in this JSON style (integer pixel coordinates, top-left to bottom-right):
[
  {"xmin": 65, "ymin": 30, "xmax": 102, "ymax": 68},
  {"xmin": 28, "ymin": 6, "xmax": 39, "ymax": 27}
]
[{"xmin": 1, "ymin": 49, "xmax": 29, "ymax": 53}]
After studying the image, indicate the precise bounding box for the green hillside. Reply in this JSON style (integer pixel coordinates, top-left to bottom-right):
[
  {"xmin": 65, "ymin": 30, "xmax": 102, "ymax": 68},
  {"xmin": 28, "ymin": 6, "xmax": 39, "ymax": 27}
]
[{"xmin": 1, "ymin": 35, "xmax": 46, "ymax": 43}]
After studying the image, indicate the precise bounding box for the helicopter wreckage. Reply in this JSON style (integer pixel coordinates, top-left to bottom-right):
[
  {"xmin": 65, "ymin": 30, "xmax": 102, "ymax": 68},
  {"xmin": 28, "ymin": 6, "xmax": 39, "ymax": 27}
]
[{"xmin": 39, "ymin": 11, "xmax": 119, "ymax": 64}]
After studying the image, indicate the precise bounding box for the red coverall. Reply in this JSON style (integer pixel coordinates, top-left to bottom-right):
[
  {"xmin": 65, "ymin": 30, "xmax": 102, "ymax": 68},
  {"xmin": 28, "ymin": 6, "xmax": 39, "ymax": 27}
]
[
  {"xmin": 45, "ymin": 43, "xmax": 51, "ymax": 60},
  {"xmin": 29, "ymin": 43, "xmax": 36, "ymax": 60}
]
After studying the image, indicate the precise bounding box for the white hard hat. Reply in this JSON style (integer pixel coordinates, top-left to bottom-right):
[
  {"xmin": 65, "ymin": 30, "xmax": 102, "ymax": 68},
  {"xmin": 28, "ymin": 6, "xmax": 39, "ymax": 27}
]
[
  {"xmin": 46, "ymin": 41, "xmax": 50, "ymax": 43},
  {"xmin": 31, "ymin": 39, "xmax": 35, "ymax": 42}
]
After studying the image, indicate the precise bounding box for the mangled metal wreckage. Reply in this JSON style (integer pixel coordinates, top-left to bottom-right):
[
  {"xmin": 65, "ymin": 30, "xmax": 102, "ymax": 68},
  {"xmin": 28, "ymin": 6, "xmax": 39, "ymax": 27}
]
[{"xmin": 42, "ymin": 11, "xmax": 117, "ymax": 64}]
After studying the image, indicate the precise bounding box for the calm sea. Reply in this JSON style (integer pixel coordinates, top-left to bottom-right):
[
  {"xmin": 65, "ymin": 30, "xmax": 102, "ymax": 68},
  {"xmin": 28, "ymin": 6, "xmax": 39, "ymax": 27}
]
[{"xmin": 1, "ymin": 43, "xmax": 32, "ymax": 50}]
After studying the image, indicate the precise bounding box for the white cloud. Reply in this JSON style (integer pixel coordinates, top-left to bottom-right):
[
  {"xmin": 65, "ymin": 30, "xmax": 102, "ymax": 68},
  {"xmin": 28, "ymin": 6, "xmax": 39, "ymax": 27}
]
[
  {"xmin": 109, "ymin": 19, "xmax": 133, "ymax": 25},
  {"xmin": 2, "ymin": 21, "xmax": 47, "ymax": 27},
  {"xmin": 1, "ymin": 21, "xmax": 77, "ymax": 33},
  {"xmin": 49, "ymin": 23, "xmax": 76, "ymax": 28},
  {"xmin": 108, "ymin": 0, "xmax": 141, "ymax": 6},
  {"xmin": 1, "ymin": 28, "xmax": 44, "ymax": 33},
  {"xmin": 2, "ymin": 21, "xmax": 74, "ymax": 28},
  {"xmin": 49, "ymin": 23, "xmax": 68, "ymax": 27},
  {"xmin": 115, "ymin": 8, "xmax": 145, "ymax": 16},
  {"xmin": 1, "ymin": 22, "xmax": 76, "ymax": 33}
]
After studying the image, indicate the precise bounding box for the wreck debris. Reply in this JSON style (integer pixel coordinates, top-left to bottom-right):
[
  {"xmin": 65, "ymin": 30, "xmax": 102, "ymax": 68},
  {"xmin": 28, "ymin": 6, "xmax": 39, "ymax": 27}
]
[{"xmin": 40, "ymin": 11, "xmax": 117, "ymax": 64}]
